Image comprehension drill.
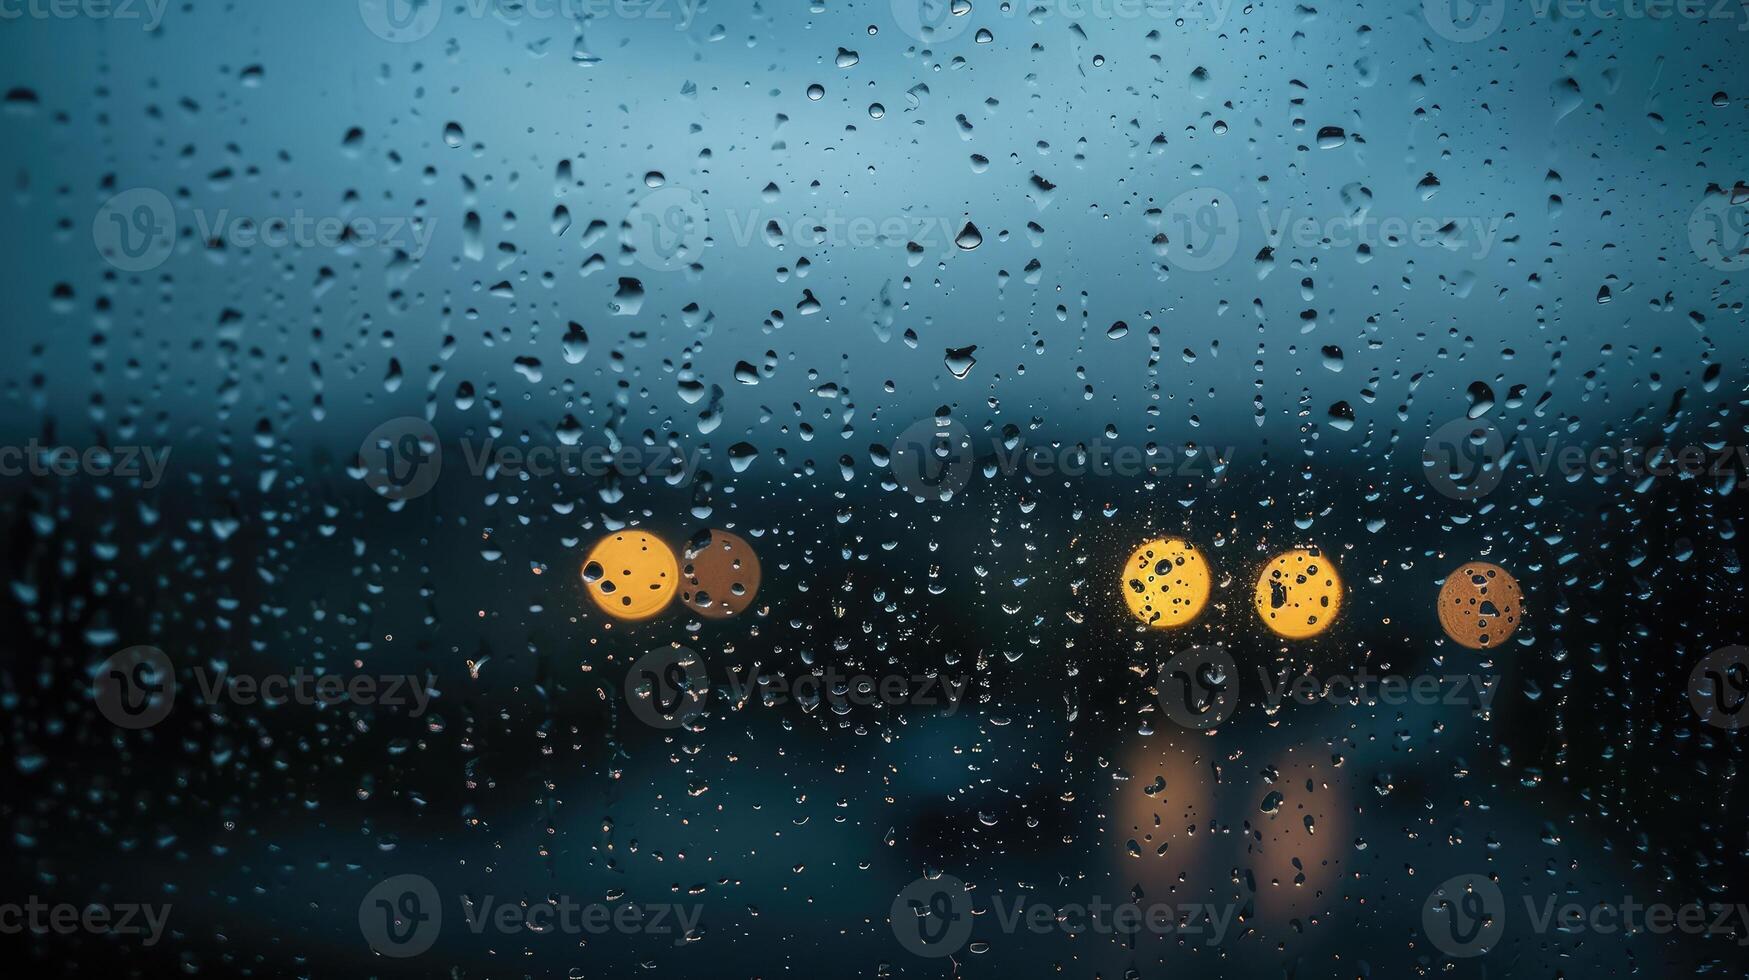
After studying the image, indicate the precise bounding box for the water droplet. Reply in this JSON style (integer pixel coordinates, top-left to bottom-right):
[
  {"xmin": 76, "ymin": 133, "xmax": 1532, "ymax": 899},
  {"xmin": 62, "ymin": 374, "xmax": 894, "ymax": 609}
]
[{"xmin": 945, "ymin": 345, "xmax": 977, "ymax": 379}]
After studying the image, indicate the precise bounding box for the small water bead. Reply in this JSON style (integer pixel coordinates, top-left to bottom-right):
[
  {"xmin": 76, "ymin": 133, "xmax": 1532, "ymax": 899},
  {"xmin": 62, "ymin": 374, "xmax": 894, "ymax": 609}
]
[{"xmin": 807, "ymin": 84, "xmax": 825, "ymax": 101}]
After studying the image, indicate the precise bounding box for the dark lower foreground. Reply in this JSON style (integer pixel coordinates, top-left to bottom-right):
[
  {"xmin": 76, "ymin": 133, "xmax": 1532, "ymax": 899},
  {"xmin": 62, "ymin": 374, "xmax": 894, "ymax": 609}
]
[{"xmin": 1, "ymin": 456, "xmax": 1745, "ymax": 978}]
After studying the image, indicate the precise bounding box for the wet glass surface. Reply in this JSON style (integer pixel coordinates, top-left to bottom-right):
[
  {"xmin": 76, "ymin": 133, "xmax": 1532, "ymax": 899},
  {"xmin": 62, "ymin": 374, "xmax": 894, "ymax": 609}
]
[{"xmin": 3, "ymin": 0, "xmax": 1749, "ymax": 975}]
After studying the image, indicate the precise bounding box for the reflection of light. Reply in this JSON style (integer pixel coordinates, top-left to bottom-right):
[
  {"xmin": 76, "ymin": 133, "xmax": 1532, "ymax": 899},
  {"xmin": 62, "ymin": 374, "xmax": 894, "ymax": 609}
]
[
  {"xmin": 679, "ymin": 528, "xmax": 762, "ymax": 619},
  {"xmin": 1243, "ymin": 753, "xmax": 1349, "ymax": 926},
  {"xmin": 1121, "ymin": 537, "xmax": 1213, "ymax": 628},
  {"xmin": 582, "ymin": 530, "xmax": 678, "ymax": 621},
  {"xmin": 1114, "ymin": 740, "xmax": 1217, "ymax": 890},
  {"xmin": 1113, "ymin": 741, "xmax": 1350, "ymax": 932},
  {"xmin": 1437, "ymin": 561, "xmax": 1522, "ymax": 649},
  {"xmin": 1254, "ymin": 548, "xmax": 1342, "ymax": 639}
]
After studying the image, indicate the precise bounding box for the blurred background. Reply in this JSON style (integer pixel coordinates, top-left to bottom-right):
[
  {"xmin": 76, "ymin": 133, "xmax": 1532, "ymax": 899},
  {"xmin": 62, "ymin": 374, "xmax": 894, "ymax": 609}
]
[{"xmin": 2, "ymin": 0, "xmax": 1749, "ymax": 975}]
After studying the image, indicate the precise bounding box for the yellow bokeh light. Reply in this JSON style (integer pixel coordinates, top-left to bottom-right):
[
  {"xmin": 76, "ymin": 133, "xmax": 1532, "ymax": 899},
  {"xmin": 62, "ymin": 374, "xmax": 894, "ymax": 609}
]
[
  {"xmin": 1121, "ymin": 537, "xmax": 1212, "ymax": 628},
  {"xmin": 582, "ymin": 530, "xmax": 679, "ymax": 621},
  {"xmin": 1253, "ymin": 547, "xmax": 1342, "ymax": 639}
]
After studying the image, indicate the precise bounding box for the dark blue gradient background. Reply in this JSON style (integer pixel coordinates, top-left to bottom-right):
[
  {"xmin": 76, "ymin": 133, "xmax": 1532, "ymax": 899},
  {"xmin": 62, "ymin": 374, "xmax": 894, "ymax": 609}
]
[{"xmin": 2, "ymin": 0, "xmax": 1749, "ymax": 976}]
